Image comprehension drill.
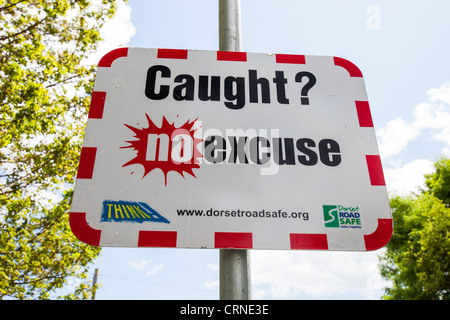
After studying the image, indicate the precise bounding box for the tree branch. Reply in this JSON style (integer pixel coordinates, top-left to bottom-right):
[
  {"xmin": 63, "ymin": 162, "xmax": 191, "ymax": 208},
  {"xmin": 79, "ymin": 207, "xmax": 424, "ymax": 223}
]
[
  {"xmin": 0, "ymin": 17, "xmax": 48, "ymax": 42},
  {"xmin": 0, "ymin": 0, "xmax": 28, "ymax": 13}
]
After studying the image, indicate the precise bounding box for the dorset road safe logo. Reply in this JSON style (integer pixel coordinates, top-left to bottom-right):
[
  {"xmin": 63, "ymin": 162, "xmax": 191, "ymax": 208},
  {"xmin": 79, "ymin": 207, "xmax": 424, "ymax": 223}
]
[
  {"xmin": 121, "ymin": 114, "xmax": 203, "ymax": 186},
  {"xmin": 323, "ymin": 205, "xmax": 362, "ymax": 229}
]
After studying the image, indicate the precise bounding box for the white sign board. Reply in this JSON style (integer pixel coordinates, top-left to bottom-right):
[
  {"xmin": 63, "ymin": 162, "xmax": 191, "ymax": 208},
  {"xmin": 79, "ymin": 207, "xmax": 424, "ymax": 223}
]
[{"xmin": 70, "ymin": 47, "xmax": 392, "ymax": 251}]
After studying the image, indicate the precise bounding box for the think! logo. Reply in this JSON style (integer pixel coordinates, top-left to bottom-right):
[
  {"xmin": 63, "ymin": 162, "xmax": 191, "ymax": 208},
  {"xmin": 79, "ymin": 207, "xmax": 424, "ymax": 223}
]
[
  {"xmin": 323, "ymin": 205, "xmax": 362, "ymax": 229},
  {"xmin": 101, "ymin": 200, "xmax": 170, "ymax": 224}
]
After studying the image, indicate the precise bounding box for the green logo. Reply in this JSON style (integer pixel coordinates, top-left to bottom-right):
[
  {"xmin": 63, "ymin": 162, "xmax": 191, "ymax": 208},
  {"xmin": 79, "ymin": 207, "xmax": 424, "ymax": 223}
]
[
  {"xmin": 323, "ymin": 205, "xmax": 340, "ymax": 228},
  {"xmin": 323, "ymin": 205, "xmax": 362, "ymax": 229}
]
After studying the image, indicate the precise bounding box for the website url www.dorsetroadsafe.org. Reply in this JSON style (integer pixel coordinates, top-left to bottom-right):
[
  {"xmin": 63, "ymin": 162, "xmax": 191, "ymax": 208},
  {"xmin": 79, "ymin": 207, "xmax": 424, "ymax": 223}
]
[{"xmin": 177, "ymin": 208, "xmax": 309, "ymax": 220}]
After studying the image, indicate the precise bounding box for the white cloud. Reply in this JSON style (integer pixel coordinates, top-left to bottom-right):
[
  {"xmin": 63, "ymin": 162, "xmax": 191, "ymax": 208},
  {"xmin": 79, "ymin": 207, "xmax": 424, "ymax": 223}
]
[
  {"xmin": 99, "ymin": 1, "xmax": 136, "ymax": 49},
  {"xmin": 207, "ymin": 263, "xmax": 219, "ymax": 272},
  {"xmin": 145, "ymin": 264, "xmax": 163, "ymax": 276},
  {"xmin": 384, "ymin": 159, "xmax": 434, "ymax": 196},
  {"xmin": 203, "ymin": 280, "xmax": 219, "ymax": 290},
  {"xmin": 377, "ymin": 82, "xmax": 450, "ymax": 161},
  {"xmin": 377, "ymin": 116, "xmax": 420, "ymax": 159},
  {"xmin": 250, "ymin": 250, "xmax": 387, "ymax": 300},
  {"xmin": 86, "ymin": 0, "xmax": 136, "ymax": 65},
  {"xmin": 128, "ymin": 259, "xmax": 151, "ymax": 270},
  {"xmin": 375, "ymin": 82, "xmax": 450, "ymax": 196},
  {"xmin": 252, "ymin": 288, "xmax": 268, "ymax": 299},
  {"xmin": 427, "ymin": 82, "xmax": 450, "ymax": 104},
  {"xmin": 128, "ymin": 259, "xmax": 163, "ymax": 276}
]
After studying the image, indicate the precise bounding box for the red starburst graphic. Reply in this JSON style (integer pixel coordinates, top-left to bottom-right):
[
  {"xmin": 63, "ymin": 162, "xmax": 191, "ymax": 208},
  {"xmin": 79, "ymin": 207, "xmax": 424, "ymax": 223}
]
[{"xmin": 121, "ymin": 115, "xmax": 202, "ymax": 186}]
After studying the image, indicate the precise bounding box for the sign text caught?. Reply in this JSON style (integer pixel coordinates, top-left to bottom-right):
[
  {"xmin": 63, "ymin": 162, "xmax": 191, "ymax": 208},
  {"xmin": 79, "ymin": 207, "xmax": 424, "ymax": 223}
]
[{"xmin": 145, "ymin": 65, "xmax": 317, "ymax": 108}]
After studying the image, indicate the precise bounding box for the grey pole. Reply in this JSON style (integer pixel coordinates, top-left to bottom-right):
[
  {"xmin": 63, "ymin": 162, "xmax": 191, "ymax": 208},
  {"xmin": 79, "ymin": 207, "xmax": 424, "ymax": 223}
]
[
  {"xmin": 218, "ymin": 0, "xmax": 251, "ymax": 300},
  {"xmin": 219, "ymin": 0, "xmax": 242, "ymax": 51},
  {"xmin": 92, "ymin": 268, "xmax": 98, "ymax": 300},
  {"xmin": 220, "ymin": 248, "xmax": 251, "ymax": 300}
]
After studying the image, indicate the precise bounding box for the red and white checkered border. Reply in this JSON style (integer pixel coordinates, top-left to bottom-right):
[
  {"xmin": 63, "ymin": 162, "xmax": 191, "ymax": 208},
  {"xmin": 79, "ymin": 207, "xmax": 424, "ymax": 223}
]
[{"xmin": 70, "ymin": 47, "xmax": 393, "ymax": 251}]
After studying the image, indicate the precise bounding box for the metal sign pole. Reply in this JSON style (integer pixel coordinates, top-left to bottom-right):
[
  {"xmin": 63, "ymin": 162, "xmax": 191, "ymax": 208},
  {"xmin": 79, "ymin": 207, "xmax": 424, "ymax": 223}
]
[
  {"xmin": 218, "ymin": 0, "xmax": 251, "ymax": 300},
  {"xmin": 219, "ymin": 0, "xmax": 242, "ymax": 52},
  {"xmin": 92, "ymin": 268, "xmax": 98, "ymax": 300}
]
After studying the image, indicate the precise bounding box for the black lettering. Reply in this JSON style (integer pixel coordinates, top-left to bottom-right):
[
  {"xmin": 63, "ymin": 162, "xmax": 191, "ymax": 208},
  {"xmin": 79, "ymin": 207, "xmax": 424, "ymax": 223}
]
[
  {"xmin": 173, "ymin": 74, "xmax": 195, "ymax": 101},
  {"xmin": 228, "ymin": 136, "xmax": 249, "ymax": 164},
  {"xmin": 273, "ymin": 138, "xmax": 295, "ymax": 165},
  {"xmin": 249, "ymin": 70, "xmax": 270, "ymax": 104},
  {"xmin": 224, "ymin": 76, "xmax": 245, "ymax": 109},
  {"xmin": 204, "ymin": 135, "xmax": 226, "ymax": 163},
  {"xmin": 296, "ymin": 138, "xmax": 318, "ymax": 165},
  {"xmin": 319, "ymin": 139, "xmax": 341, "ymax": 166},
  {"xmin": 295, "ymin": 71, "xmax": 316, "ymax": 105},
  {"xmin": 145, "ymin": 65, "xmax": 170, "ymax": 100},
  {"xmin": 249, "ymin": 136, "xmax": 270, "ymax": 165},
  {"xmin": 273, "ymin": 71, "xmax": 289, "ymax": 104},
  {"xmin": 198, "ymin": 75, "xmax": 220, "ymax": 101}
]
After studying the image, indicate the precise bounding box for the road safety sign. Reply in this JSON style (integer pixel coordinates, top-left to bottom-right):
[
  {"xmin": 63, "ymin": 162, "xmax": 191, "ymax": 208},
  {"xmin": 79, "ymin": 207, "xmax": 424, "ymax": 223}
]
[{"xmin": 70, "ymin": 47, "xmax": 392, "ymax": 251}]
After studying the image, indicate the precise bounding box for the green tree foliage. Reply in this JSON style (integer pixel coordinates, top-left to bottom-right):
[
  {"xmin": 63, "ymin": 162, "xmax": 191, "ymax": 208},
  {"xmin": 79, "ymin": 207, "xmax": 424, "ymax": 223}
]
[
  {"xmin": 424, "ymin": 157, "xmax": 450, "ymax": 207},
  {"xmin": 0, "ymin": 0, "xmax": 121, "ymax": 299},
  {"xmin": 379, "ymin": 157, "xmax": 450, "ymax": 300}
]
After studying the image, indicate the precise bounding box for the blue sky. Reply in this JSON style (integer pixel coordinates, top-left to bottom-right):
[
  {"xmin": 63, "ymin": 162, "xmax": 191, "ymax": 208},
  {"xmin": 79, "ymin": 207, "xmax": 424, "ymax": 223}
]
[{"xmin": 76, "ymin": 0, "xmax": 450, "ymax": 300}]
